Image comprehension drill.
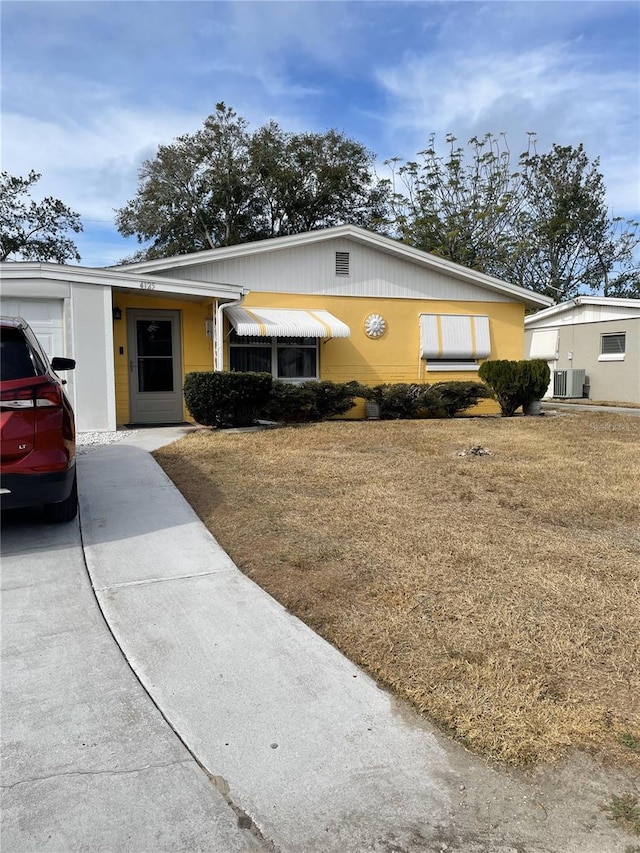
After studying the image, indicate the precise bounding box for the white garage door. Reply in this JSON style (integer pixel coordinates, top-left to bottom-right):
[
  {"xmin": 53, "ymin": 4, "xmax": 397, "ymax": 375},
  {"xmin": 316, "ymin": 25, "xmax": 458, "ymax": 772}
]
[{"xmin": 1, "ymin": 298, "xmax": 64, "ymax": 359}]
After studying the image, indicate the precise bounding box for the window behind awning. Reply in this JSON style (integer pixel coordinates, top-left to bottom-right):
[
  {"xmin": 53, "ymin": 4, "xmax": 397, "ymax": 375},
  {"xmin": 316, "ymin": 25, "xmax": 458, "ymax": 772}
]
[
  {"xmin": 527, "ymin": 328, "xmax": 559, "ymax": 360},
  {"xmin": 226, "ymin": 307, "xmax": 350, "ymax": 338},
  {"xmin": 420, "ymin": 314, "xmax": 491, "ymax": 359}
]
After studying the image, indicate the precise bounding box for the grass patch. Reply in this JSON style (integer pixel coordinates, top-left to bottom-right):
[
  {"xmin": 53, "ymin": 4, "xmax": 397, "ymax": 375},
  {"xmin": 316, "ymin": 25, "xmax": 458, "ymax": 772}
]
[
  {"xmin": 618, "ymin": 732, "xmax": 640, "ymax": 752},
  {"xmin": 154, "ymin": 412, "xmax": 640, "ymax": 767},
  {"xmin": 604, "ymin": 794, "xmax": 640, "ymax": 836}
]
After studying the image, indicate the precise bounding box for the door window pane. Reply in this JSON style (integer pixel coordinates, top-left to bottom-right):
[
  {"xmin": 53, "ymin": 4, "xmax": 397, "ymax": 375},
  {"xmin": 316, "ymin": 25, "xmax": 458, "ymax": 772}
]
[
  {"xmin": 138, "ymin": 358, "xmax": 174, "ymax": 392},
  {"xmin": 137, "ymin": 320, "xmax": 173, "ymax": 357}
]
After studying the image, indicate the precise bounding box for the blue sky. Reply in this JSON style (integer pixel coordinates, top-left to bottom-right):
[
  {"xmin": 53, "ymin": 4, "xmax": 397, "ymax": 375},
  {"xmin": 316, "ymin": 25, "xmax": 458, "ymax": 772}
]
[{"xmin": 2, "ymin": 0, "xmax": 639, "ymax": 266}]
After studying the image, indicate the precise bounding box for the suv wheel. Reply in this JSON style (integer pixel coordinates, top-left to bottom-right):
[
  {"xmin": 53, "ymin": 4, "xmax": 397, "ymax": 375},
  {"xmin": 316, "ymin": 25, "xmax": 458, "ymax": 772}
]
[{"xmin": 45, "ymin": 473, "xmax": 78, "ymax": 523}]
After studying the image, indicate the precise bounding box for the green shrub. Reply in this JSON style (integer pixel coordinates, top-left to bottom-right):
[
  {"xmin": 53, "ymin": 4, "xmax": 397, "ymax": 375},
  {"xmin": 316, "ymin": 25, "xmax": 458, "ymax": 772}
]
[
  {"xmin": 478, "ymin": 360, "xmax": 522, "ymax": 417},
  {"xmin": 518, "ymin": 359, "xmax": 551, "ymax": 405},
  {"xmin": 371, "ymin": 383, "xmax": 425, "ymax": 419},
  {"xmin": 369, "ymin": 382, "xmax": 488, "ymax": 420},
  {"xmin": 262, "ymin": 380, "xmax": 361, "ymax": 422},
  {"xmin": 479, "ymin": 359, "xmax": 551, "ymax": 416},
  {"xmin": 428, "ymin": 381, "xmax": 490, "ymax": 417},
  {"xmin": 184, "ymin": 371, "xmax": 272, "ymax": 428}
]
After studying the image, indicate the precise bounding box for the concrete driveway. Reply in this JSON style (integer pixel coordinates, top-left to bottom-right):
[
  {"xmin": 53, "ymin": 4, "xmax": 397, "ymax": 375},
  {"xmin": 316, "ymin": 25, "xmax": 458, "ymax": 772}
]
[
  {"xmin": 1, "ymin": 427, "xmax": 635, "ymax": 852},
  {"xmin": 0, "ymin": 498, "xmax": 262, "ymax": 852}
]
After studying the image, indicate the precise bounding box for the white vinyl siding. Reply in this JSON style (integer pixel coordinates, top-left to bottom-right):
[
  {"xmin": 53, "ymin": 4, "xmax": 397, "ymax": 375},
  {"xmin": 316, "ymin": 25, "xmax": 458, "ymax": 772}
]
[{"xmin": 156, "ymin": 241, "xmax": 513, "ymax": 302}]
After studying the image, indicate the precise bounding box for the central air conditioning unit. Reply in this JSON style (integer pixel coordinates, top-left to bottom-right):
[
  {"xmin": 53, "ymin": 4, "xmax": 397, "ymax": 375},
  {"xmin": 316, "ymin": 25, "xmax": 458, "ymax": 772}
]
[{"xmin": 553, "ymin": 368, "xmax": 586, "ymax": 398}]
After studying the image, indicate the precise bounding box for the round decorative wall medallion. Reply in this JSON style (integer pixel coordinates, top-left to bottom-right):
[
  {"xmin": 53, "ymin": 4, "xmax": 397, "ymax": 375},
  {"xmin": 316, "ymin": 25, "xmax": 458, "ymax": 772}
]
[{"xmin": 364, "ymin": 313, "xmax": 387, "ymax": 338}]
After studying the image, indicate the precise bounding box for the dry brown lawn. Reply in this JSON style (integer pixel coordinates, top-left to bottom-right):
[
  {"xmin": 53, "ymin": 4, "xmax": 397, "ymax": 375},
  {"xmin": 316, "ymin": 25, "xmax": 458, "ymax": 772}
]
[{"xmin": 154, "ymin": 411, "xmax": 640, "ymax": 768}]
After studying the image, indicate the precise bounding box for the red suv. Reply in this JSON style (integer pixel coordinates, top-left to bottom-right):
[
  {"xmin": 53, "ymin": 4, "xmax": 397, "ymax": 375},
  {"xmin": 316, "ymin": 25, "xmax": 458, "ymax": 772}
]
[{"xmin": 1, "ymin": 316, "xmax": 77, "ymax": 522}]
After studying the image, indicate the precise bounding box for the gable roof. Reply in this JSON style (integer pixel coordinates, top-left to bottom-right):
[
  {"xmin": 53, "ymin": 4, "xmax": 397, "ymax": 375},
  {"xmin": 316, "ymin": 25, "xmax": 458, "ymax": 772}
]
[
  {"xmin": 525, "ymin": 296, "xmax": 640, "ymax": 326},
  {"xmin": 115, "ymin": 225, "xmax": 554, "ymax": 310}
]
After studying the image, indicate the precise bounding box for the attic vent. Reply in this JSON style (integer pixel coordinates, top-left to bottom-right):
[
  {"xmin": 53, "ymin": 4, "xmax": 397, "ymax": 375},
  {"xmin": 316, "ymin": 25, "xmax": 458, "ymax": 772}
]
[{"xmin": 335, "ymin": 251, "xmax": 350, "ymax": 276}]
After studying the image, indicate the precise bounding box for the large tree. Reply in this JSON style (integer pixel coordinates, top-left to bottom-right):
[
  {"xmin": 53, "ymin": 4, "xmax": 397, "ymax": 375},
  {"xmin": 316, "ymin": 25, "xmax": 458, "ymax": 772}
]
[
  {"xmin": 386, "ymin": 134, "xmax": 640, "ymax": 300},
  {"xmin": 116, "ymin": 103, "xmax": 387, "ymax": 260},
  {"xmin": 515, "ymin": 143, "xmax": 640, "ymax": 299},
  {"xmin": 385, "ymin": 133, "xmax": 522, "ymax": 276},
  {"xmin": 0, "ymin": 171, "xmax": 83, "ymax": 263}
]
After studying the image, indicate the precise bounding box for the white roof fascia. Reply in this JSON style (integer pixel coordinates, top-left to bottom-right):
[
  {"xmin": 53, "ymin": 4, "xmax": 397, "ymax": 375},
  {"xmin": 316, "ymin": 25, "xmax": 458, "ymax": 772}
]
[
  {"xmin": 115, "ymin": 225, "xmax": 554, "ymax": 310},
  {"xmin": 0, "ymin": 262, "xmax": 244, "ymax": 301},
  {"xmin": 525, "ymin": 296, "xmax": 640, "ymax": 326}
]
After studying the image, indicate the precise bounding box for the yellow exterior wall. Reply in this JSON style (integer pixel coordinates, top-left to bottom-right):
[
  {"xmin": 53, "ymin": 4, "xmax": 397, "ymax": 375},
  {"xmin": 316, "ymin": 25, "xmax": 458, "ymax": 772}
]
[
  {"xmin": 112, "ymin": 291, "xmax": 525, "ymax": 423},
  {"xmin": 112, "ymin": 293, "xmax": 214, "ymax": 424},
  {"xmin": 229, "ymin": 293, "xmax": 526, "ymax": 416}
]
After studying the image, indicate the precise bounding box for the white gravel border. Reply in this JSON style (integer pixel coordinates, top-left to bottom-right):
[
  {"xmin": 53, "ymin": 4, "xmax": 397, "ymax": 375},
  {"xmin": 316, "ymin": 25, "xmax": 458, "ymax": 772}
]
[{"xmin": 76, "ymin": 430, "xmax": 138, "ymax": 454}]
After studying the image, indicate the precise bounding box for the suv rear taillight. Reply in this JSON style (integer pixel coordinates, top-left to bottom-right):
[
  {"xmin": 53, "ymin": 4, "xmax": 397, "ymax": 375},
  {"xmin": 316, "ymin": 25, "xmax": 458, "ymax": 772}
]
[{"xmin": 0, "ymin": 382, "xmax": 63, "ymax": 409}]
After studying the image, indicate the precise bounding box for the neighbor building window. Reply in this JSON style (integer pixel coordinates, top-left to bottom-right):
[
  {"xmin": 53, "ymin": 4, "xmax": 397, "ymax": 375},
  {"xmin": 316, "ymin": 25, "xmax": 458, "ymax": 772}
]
[
  {"xmin": 599, "ymin": 332, "xmax": 626, "ymax": 361},
  {"xmin": 229, "ymin": 329, "xmax": 318, "ymax": 381}
]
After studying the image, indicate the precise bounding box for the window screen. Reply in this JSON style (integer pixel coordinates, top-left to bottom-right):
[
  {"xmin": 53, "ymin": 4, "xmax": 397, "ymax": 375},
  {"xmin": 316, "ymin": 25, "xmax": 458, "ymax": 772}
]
[{"xmin": 600, "ymin": 333, "xmax": 625, "ymax": 355}]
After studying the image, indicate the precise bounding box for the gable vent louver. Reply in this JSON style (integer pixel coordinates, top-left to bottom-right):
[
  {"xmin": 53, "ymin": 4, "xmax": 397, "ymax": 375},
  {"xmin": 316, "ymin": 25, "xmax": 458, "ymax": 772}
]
[{"xmin": 335, "ymin": 251, "xmax": 350, "ymax": 276}]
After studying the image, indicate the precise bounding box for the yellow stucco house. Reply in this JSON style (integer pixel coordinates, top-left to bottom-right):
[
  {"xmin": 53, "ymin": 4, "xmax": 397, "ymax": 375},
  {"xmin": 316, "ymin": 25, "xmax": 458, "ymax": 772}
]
[{"xmin": 0, "ymin": 225, "xmax": 553, "ymax": 430}]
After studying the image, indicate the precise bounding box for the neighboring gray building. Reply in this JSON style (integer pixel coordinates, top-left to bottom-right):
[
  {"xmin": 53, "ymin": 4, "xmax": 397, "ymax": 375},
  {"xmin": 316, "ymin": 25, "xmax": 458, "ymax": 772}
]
[{"xmin": 524, "ymin": 297, "xmax": 640, "ymax": 403}]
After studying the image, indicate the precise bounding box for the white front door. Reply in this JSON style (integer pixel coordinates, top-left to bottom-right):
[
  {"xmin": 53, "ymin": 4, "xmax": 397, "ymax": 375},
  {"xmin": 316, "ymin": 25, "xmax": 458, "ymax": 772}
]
[{"xmin": 127, "ymin": 309, "xmax": 183, "ymax": 424}]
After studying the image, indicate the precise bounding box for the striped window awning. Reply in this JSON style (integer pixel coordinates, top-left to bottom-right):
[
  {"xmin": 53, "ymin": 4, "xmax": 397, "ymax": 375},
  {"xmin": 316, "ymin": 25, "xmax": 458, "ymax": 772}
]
[
  {"xmin": 527, "ymin": 328, "xmax": 559, "ymax": 360},
  {"xmin": 226, "ymin": 306, "xmax": 350, "ymax": 338},
  {"xmin": 420, "ymin": 314, "xmax": 491, "ymax": 359}
]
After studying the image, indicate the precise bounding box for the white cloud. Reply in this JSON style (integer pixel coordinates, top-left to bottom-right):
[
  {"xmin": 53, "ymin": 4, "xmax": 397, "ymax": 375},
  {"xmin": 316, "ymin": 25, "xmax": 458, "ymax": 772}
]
[
  {"xmin": 375, "ymin": 41, "xmax": 640, "ymax": 216},
  {"xmin": 2, "ymin": 103, "xmax": 205, "ymax": 221}
]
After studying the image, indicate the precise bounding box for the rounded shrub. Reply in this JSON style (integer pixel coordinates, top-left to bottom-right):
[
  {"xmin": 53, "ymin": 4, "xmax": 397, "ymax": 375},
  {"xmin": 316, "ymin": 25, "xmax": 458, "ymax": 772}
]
[
  {"xmin": 479, "ymin": 359, "xmax": 551, "ymax": 416},
  {"xmin": 478, "ymin": 360, "xmax": 522, "ymax": 417},
  {"xmin": 184, "ymin": 371, "xmax": 273, "ymax": 428},
  {"xmin": 518, "ymin": 360, "xmax": 551, "ymax": 405}
]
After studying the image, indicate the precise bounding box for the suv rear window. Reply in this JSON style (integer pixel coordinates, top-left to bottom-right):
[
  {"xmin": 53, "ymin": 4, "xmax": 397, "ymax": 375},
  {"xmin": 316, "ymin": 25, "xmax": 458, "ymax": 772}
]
[{"xmin": 0, "ymin": 327, "xmax": 46, "ymax": 381}]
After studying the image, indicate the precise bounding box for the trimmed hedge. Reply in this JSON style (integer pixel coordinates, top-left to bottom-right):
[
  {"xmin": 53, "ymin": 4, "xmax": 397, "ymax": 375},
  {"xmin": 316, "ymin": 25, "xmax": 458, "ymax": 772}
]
[
  {"xmin": 368, "ymin": 381, "xmax": 488, "ymax": 419},
  {"xmin": 261, "ymin": 380, "xmax": 364, "ymax": 423},
  {"xmin": 429, "ymin": 381, "xmax": 490, "ymax": 418},
  {"xmin": 184, "ymin": 373, "xmax": 489, "ymax": 428},
  {"xmin": 478, "ymin": 359, "xmax": 550, "ymax": 416},
  {"xmin": 184, "ymin": 371, "xmax": 272, "ymax": 428},
  {"xmin": 368, "ymin": 383, "xmax": 425, "ymax": 419}
]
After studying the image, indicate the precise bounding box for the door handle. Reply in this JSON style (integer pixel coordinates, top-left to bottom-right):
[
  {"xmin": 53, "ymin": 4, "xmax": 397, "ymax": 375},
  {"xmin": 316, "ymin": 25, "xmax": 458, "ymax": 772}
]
[{"xmin": 130, "ymin": 360, "xmax": 135, "ymax": 373}]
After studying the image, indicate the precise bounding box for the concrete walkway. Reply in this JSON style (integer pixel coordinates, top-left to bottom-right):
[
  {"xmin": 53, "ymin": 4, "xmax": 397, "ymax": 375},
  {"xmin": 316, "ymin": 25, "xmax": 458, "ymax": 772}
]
[
  {"xmin": 3, "ymin": 425, "xmax": 634, "ymax": 852},
  {"xmin": 541, "ymin": 401, "xmax": 640, "ymax": 416},
  {"xmin": 78, "ymin": 429, "xmax": 454, "ymax": 852}
]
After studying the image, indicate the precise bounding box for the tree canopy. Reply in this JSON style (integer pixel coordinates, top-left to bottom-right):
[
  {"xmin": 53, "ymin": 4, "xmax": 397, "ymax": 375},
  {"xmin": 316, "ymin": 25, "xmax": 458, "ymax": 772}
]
[
  {"xmin": 116, "ymin": 103, "xmax": 387, "ymax": 260},
  {"xmin": 385, "ymin": 134, "xmax": 640, "ymax": 300},
  {"xmin": 115, "ymin": 105, "xmax": 639, "ymax": 298},
  {"xmin": 0, "ymin": 171, "xmax": 83, "ymax": 263}
]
